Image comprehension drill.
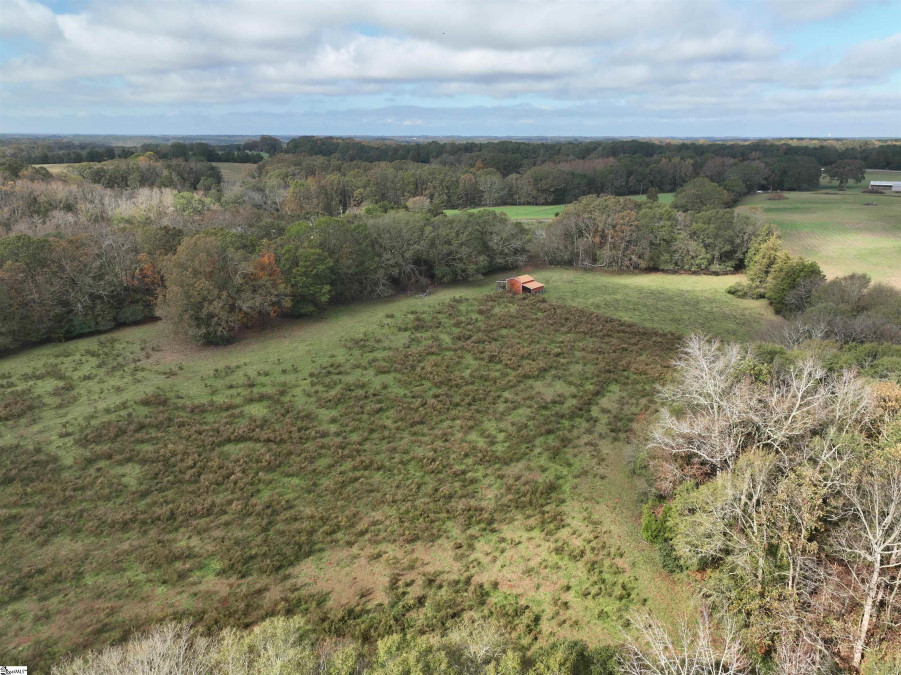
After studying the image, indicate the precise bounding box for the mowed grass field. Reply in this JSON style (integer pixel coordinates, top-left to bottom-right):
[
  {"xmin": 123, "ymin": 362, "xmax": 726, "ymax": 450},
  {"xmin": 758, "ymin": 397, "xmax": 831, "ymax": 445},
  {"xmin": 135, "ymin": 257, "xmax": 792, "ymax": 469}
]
[
  {"xmin": 740, "ymin": 171, "xmax": 901, "ymax": 287},
  {"xmin": 818, "ymin": 168, "xmax": 901, "ymax": 191},
  {"xmin": 0, "ymin": 271, "xmax": 771, "ymax": 668}
]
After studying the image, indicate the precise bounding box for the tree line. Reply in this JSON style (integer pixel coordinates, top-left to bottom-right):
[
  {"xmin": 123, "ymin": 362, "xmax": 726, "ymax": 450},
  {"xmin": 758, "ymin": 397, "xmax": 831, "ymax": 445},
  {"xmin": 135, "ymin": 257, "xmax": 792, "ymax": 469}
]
[
  {"xmin": 538, "ymin": 190, "xmax": 765, "ymax": 273},
  {"xmin": 4, "ymin": 137, "xmax": 894, "ymax": 219},
  {"xmin": 248, "ymin": 151, "xmax": 829, "ymax": 216},
  {"xmin": 5, "ymin": 135, "xmax": 899, "ymax": 172},
  {"xmin": 0, "ymin": 171, "xmax": 797, "ymax": 353},
  {"xmin": 0, "ymin": 209, "xmax": 528, "ymax": 351},
  {"xmin": 0, "ymin": 137, "xmax": 271, "ymax": 165},
  {"xmin": 4, "ymin": 165, "xmax": 898, "ymax": 351}
]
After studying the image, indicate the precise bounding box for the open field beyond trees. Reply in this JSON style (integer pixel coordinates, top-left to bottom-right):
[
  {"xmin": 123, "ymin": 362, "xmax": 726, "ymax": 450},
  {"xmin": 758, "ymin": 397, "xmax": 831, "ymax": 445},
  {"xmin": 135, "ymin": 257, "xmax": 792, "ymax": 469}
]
[
  {"xmin": 740, "ymin": 175, "xmax": 901, "ymax": 287},
  {"xmin": 211, "ymin": 162, "xmax": 257, "ymax": 185},
  {"xmin": 445, "ymin": 194, "xmax": 675, "ymax": 222},
  {"xmin": 444, "ymin": 204, "xmax": 568, "ymax": 221},
  {"xmin": 0, "ymin": 270, "xmax": 775, "ymax": 668}
]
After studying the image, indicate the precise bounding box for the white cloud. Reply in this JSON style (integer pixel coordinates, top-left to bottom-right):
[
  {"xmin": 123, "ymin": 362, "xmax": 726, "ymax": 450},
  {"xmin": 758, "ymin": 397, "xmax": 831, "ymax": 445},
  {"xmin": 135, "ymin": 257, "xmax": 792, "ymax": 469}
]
[
  {"xmin": 840, "ymin": 32, "xmax": 901, "ymax": 70},
  {"xmin": 0, "ymin": 0, "xmax": 897, "ymax": 135},
  {"xmin": 0, "ymin": 0, "xmax": 61, "ymax": 40},
  {"xmin": 765, "ymin": 0, "xmax": 875, "ymax": 22}
]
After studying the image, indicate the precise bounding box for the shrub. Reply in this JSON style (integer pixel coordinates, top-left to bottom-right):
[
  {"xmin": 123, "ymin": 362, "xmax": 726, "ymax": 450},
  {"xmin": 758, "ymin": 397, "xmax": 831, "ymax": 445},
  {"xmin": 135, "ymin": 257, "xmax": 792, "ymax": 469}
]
[
  {"xmin": 764, "ymin": 254, "xmax": 824, "ymax": 315},
  {"xmin": 640, "ymin": 500, "xmax": 671, "ymax": 545}
]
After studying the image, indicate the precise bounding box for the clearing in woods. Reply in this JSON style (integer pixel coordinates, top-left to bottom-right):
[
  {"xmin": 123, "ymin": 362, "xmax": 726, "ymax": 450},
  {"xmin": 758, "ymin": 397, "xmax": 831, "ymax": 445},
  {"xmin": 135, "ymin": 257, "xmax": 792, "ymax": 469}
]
[
  {"xmin": 444, "ymin": 194, "xmax": 675, "ymax": 222},
  {"xmin": 740, "ymin": 170, "xmax": 901, "ymax": 287},
  {"xmin": 212, "ymin": 162, "xmax": 257, "ymax": 186},
  {"xmin": 0, "ymin": 271, "xmax": 771, "ymax": 668}
]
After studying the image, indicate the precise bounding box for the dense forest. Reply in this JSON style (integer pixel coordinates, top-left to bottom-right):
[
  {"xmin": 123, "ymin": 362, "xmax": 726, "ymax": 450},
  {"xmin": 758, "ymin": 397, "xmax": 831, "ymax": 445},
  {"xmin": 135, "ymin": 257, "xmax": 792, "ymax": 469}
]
[
  {"xmin": 4, "ymin": 137, "xmax": 899, "ymax": 215},
  {"xmin": 3, "ymin": 135, "xmax": 901, "ymax": 170}
]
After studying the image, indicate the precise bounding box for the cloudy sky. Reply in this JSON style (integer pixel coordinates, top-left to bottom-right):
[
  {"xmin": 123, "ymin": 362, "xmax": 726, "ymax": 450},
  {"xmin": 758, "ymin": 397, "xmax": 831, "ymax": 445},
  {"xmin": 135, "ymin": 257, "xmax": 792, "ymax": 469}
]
[{"xmin": 1, "ymin": 0, "xmax": 899, "ymax": 137}]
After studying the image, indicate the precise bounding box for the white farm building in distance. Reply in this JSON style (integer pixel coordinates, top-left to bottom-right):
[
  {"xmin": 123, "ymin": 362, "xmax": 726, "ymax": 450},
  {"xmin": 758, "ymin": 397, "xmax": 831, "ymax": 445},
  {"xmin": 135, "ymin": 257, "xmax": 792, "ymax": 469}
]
[{"xmin": 869, "ymin": 180, "xmax": 901, "ymax": 192}]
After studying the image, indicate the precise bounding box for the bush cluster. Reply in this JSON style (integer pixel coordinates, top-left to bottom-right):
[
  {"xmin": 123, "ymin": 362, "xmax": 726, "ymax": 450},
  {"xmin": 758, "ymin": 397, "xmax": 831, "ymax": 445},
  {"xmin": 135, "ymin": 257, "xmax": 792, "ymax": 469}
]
[{"xmin": 52, "ymin": 616, "xmax": 620, "ymax": 675}]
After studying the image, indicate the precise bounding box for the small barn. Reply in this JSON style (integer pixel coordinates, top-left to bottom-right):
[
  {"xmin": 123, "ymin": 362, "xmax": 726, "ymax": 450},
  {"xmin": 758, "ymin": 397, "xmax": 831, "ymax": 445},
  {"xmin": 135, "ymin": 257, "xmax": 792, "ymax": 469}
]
[
  {"xmin": 497, "ymin": 274, "xmax": 545, "ymax": 295},
  {"xmin": 869, "ymin": 181, "xmax": 901, "ymax": 193}
]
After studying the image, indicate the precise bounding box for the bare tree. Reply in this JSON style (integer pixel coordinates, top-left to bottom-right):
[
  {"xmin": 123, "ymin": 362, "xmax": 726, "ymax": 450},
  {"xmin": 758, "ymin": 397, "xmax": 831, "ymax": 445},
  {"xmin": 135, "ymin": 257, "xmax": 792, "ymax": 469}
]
[
  {"xmin": 446, "ymin": 618, "xmax": 509, "ymax": 674},
  {"xmin": 53, "ymin": 622, "xmax": 212, "ymax": 675},
  {"xmin": 651, "ymin": 334, "xmax": 750, "ymax": 473},
  {"xmin": 620, "ymin": 611, "xmax": 752, "ymax": 675},
  {"xmin": 651, "ymin": 334, "xmax": 891, "ymax": 666},
  {"xmin": 835, "ymin": 457, "xmax": 901, "ymax": 669},
  {"xmin": 773, "ymin": 623, "xmax": 826, "ymax": 675}
]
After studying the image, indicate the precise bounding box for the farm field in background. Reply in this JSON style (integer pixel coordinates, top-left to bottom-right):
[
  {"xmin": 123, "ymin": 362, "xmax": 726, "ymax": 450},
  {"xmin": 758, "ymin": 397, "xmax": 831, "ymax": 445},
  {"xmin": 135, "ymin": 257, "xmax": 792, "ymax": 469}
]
[
  {"xmin": 34, "ymin": 163, "xmax": 69, "ymax": 174},
  {"xmin": 211, "ymin": 162, "xmax": 256, "ymax": 185},
  {"xmin": 817, "ymin": 168, "xmax": 901, "ymax": 191},
  {"xmin": 0, "ymin": 269, "xmax": 775, "ymax": 668},
  {"xmin": 445, "ymin": 193, "xmax": 674, "ymax": 222},
  {"xmin": 444, "ymin": 204, "xmax": 566, "ymax": 221},
  {"xmin": 629, "ymin": 191, "xmax": 675, "ymax": 204},
  {"xmin": 740, "ymin": 185, "xmax": 901, "ymax": 287}
]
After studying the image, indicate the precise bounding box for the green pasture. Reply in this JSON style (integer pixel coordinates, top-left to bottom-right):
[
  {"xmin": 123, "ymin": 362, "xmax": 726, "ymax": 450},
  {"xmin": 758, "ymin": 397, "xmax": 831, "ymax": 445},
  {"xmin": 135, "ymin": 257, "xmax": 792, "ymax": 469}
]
[
  {"xmin": 740, "ymin": 188, "xmax": 901, "ymax": 287},
  {"xmin": 817, "ymin": 168, "xmax": 901, "ymax": 191},
  {"xmin": 531, "ymin": 268, "xmax": 774, "ymax": 342},
  {"xmin": 444, "ymin": 204, "xmax": 567, "ymax": 221}
]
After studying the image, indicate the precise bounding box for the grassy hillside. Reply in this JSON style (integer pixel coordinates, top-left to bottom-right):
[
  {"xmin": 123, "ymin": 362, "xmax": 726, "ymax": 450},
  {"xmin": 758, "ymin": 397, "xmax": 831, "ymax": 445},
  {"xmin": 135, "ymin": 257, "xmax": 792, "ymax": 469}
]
[
  {"xmin": 0, "ymin": 271, "xmax": 771, "ymax": 668},
  {"xmin": 530, "ymin": 269, "xmax": 773, "ymax": 342},
  {"xmin": 740, "ymin": 188, "xmax": 901, "ymax": 287}
]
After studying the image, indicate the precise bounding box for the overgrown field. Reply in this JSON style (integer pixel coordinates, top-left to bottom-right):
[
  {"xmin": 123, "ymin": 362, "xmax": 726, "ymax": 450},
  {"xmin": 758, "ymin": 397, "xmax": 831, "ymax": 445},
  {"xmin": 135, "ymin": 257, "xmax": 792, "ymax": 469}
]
[
  {"xmin": 739, "ymin": 188, "xmax": 901, "ymax": 287},
  {"xmin": 1, "ymin": 272, "xmax": 770, "ymax": 668}
]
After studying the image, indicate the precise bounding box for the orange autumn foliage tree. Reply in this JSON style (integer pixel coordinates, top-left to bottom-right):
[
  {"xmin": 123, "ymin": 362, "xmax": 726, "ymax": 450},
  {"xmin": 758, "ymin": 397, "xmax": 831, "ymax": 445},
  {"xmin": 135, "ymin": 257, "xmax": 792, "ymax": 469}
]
[{"xmin": 160, "ymin": 235, "xmax": 290, "ymax": 344}]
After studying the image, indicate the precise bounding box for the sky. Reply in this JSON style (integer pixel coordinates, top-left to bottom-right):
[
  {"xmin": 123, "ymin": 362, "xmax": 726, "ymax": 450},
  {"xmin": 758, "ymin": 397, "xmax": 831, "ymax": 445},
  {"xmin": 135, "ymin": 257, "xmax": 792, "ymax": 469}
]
[{"xmin": 0, "ymin": 0, "xmax": 899, "ymax": 137}]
